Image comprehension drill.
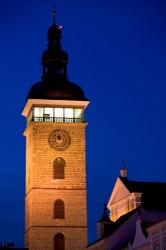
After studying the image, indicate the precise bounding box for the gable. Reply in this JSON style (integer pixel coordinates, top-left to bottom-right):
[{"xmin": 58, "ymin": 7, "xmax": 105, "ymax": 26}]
[{"xmin": 108, "ymin": 178, "xmax": 131, "ymax": 207}]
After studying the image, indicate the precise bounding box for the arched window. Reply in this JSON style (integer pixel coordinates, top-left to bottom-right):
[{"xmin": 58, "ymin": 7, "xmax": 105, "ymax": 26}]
[
  {"xmin": 53, "ymin": 157, "xmax": 66, "ymax": 179},
  {"xmin": 54, "ymin": 233, "xmax": 65, "ymax": 250},
  {"xmin": 54, "ymin": 200, "xmax": 65, "ymax": 219}
]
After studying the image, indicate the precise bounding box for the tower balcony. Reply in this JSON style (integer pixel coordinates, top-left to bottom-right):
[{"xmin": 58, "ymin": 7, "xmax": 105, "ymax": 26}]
[
  {"xmin": 27, "ymin": 106, "xmax": 85, "ymax": 124},
  {"xmin": 31, "ymin": 116, "xmax": 85, "ymax": 123},
  {"xmin": 22, "ymin": 99, "xmax": 89, "ymax": 125}
]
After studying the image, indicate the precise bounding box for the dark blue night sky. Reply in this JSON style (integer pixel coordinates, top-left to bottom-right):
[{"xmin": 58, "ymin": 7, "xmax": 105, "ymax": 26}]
[{"xmin": 0, "ymin": 0, "xmax": 166, "ymax": 247}]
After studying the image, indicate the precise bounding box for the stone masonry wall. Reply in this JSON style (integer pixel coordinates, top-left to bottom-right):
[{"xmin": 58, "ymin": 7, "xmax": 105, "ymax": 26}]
[{"xmin": 25, "ymin": 121, "xmax": 88, "ymax": 250}]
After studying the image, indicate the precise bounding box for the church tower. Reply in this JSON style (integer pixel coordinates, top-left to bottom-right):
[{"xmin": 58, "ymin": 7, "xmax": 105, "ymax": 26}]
[{"xmin": 22, "ymin": 12, "xmax": 89, "ymax": 250}]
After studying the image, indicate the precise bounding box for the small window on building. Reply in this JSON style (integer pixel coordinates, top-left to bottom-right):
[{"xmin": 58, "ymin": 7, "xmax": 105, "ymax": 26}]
[
  {"xmin": 126, "ymin": 200, "xmax": 130, "ymax": 212},
  {"xmin": 53, "ymin": 158, "xmax": 66, "ymax": 179},
  {"xmin": 153, "ymin": 239, "xmax": 160, "ymax": 250},
  {"xmin": 54, "ymin": 233, "xmax": 65, "ymax": 250},
  {"xmin": 54, "ymin": 200, "xmax": 65, "ymax": 219},
  {"xmin": 163, "ymin": 237, "xmax": 166, "ymax": 250}
]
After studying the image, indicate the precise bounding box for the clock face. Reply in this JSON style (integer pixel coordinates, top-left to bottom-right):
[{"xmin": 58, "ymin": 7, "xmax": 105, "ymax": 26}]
[{"xmin": 48, "ymin": 129, "xmax": 71, "ymax": 151}]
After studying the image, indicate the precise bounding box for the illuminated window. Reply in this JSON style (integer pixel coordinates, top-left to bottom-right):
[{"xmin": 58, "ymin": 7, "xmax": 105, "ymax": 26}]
[
  {"xmin": 126, "ymin": 200, "xmax": 130, "ymax": 212},
  {"xmin": 43, "ymin": 107, "xmax": 53, "ymax": 121},
  {"xmin": 44, "ymin": 107, "xmax": 53, "ymax": 117},
  {"xmin": 55, "ymin": 108, "xmax": 63, "ymax": 118},
  {"xmin": 32, "ymin": 107, "xmax": 84, "ymax": 123},
  {"xmin": 33, "ymin": 107, "xmax": 44, "ymax": 121},
  {"xmin": 34, "ymin": 107, "xmax": 43, "ymax": 117},
  {"xmin": 75, "ymin": 108, "xmax": 83, "ymax": 118},
  {"xmin": 54, "ymin": 200, "xmax": 65, "ymax": 219},
  {"xmin": 54, "ymin": 233, "xmax": 65, "ymax": 250},
  {"xmin": 64, "ymin": 108, "xmax": 73, "ymax": 118},
  {"xmin": 53, "ymin": 158, "xmax": 66, "ymax": 179},
  {"xmin": 75, "ymin": 108, "xmax": 83, "ymax": 122}
]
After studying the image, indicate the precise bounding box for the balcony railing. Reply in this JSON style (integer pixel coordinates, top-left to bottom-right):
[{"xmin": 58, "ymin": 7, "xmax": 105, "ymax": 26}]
[{"xmin": 31, "ymin": 116, "xmax": 85, "ymax": 123}]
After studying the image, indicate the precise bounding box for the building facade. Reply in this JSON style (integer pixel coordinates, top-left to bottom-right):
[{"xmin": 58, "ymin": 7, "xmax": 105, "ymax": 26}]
[
  {"xmin": 22, "ymin": 14, "xmax": 89, "ymax": 250},
  {"xmin": 88, "ymin": 168, "xmax": 166, "ymax": 250}
]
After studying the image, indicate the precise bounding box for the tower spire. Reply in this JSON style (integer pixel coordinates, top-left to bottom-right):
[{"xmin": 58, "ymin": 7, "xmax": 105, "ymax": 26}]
[
  {"xmin": 27, "ymin": 9, "xmax": 87, "ymax": 101},
  {"xmin": 42, "ymin": 9, "xmax": 68, "ymax": 81},
  {"xmin": 52, "ymin": 7, "xmax": 56, "ymax": 24}
]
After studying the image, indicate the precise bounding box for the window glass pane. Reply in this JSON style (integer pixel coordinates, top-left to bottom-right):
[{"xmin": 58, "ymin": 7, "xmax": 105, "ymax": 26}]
[
  {"xmin": 44, "ymin": 107, "xmax": 53, "ymax": 117},
  {"xmin": 64, "ymin": 108, "xmax": 73, "ymax": 118},
  {"xmin": 34, "ymin": 107, "xmax": 43, "ymax": 117},
  {"xmin": 55, "ymin": 108, "xmax": 63, "ymax": 118},
  {"xmin": 75, "ymin": 109, "xmax": 83, "ymax": 118}
]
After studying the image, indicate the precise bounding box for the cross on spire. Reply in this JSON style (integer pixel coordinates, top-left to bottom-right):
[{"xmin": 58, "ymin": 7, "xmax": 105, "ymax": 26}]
[{"xmin": 52, "ymin": 6, "xmax": 56, "ymax": 24}]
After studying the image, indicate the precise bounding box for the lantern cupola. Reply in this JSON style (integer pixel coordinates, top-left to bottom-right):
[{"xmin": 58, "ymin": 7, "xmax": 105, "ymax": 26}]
[{"xmin": 23, "ymin": 11, "xmax": 89, "ymax": 125}]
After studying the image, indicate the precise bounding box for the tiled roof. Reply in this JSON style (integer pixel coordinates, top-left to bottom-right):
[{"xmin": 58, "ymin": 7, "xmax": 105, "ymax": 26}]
[
  {"xmin": 119, "ymin": 177, "xmax": 166, "ymax": 210},
  {"xmin": 119, "ymin": 176, "xmax": 166, "ymax": 193},
  {"xmin": 88, "ymin": 208, "xmax": 166, "ymax": 249},
  {"xmin": 88, "ymin": 208, "xmax": 139, "ymax": 247}
]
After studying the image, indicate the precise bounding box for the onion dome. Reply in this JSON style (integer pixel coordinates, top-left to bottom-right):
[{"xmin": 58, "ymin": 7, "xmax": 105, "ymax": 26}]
[
  {"xmin": 27, "ymin": 11, "xmax": 87, "ymax": 101},
  {"xmin": 27, "ymin": 80, "xmax": 86, "ymax": 101}
]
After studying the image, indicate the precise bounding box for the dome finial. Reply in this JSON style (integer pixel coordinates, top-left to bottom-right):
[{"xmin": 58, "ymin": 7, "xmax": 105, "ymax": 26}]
[
  {"xmin": 52, "ymin": 6, "xmax": 56, "ymax": 24},
  {"xmin": 120, "ymin": 159, "xmax": 128, "ymax": 177}
]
